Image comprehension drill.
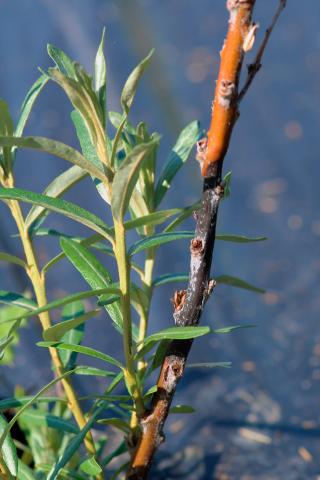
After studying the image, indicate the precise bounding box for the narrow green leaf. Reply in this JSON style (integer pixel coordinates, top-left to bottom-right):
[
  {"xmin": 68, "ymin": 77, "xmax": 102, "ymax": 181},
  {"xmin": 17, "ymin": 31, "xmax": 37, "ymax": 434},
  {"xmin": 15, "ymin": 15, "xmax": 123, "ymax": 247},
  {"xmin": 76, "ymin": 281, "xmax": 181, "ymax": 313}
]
[
  {"xmin": 60, "ymin": 238, "xmax": 123, "ymax": 331},
  {"xmin": 152, "ymin": 273, "xmax": 189, "ymax": 288},
  {"xmin": 102, "ymin": 441, "xmax": 127, "ymax": 466},
  {"xmin": 169, "ymin": 405, "xmax": 195, "ymax": 414},
  {"xmin": 213, "ymin": 325, "xmax": 255, "ymax": 334},
  {"xmin": 216, "ymin": 275, "xmax": 265, "ymax": 293},
  {"xmin": 36, "ymin": 230, "xmax": 142, "ymax": 279},
  {"xmin": 0, "ymin": 252, "xmax": 26, "ymax": 269},
  {"xmin": 223, "ymin": 171, "xmax": 232, "ymax": 198},
  {"xmin": 0, "ymin": 100, "xmax": 14, "ymax": 137},
  {"xmin": 19, "ymin": 410, "xmax": 79, "ymax": 434},
  {"xmin": 0, "ymin": 99, "xmax": 14, "ymax": 172},
  {"xmin": 47, "ymin": 404, "xmax": 105, "ymax": 480},
  {"xmin": 74, "ymin": 366, "xmax": 116, "ymax": 377},
  {"xmin": 111, "ymin": 139, "xmax": 159, "ymax": 221},
  {"xmin": 150, "ymin": 339, "xmax": 170, "ymax": 372},
  {"xmin": 143, "ymin": 385, "xmax": 157, "ymax": 397},
  {"xmin": 137, "ymin": 327, "xmax": 210, "ymax": 360},
  {"xmin": 164, "ymin": 201, "xmax": 201, "ymax": 233},
  {"xmin": 0, "ymin": 136, "xmax": 106, "ymax": 182},
  {"xmin": 38, "ymin": 463, "xmax": 86, "ymax": 480},
  {"xmin": 0, "ymin": 414, "xmax": 18, "ymax": 476},
  {"xmin": 139, "ymin": 326, "xmax": 251, "ymax": 361},
  {"xmin": 0, "ymin": 396, "xmax": 63, "ymax": 411},
  {"xmin": 46, "ymin": 66, "xmax": 111, "ymax": 176},
  {"xmin": 0, "ymin": 335, "xmax": 15, "ymax": 361},
  {"xmin": 124, "ymin": 208, "xmax": 181, "ymax": 231},
  {"xmin": 37, "ymin": 342, "xmax": 123, "ymax": 369},
  {"xmin": 0, "ymin": 370, "xmax": 77, "ymax": 450},
  {"xmin": 71, "ymin": 110, "xmax": 110, "ymax": 204},
  {"xmin": 216, "ymin": 234, "xmax": 267, "ymax": 243},
  {"xmin": 71, "ymin": 111, "xmax": 101, "ymax": 170},
  {"xmin": 59, "ymin": 301, "xmax": 85, "ymax": 369},
  {"xmin": 128, "ymin": 231, "xmax": 194, "ymax": 256},
  {"xmin": 143, "ymin": 326, "xmax": 210, "ymax": 345},
  {"xmin": 0, "ymin": 188, "xmax": 112, "ymax": 240},
  {"xmin": 0, "ymin": 291, "xmax": 36, "ymax": 312},
  {"xmin": 15, "ymin": 74, "xmax": 49, "ymax": 137},
  {"xmin": 0, "ymin": 288, "xmax": 119, "ymax": 325},
  {"xmin": 155, "ymin": 121, "xmax": 201, "ymax": 207},
  {"xmin": 25, "ymin": 165, "xmax": 87, "ymax": 232},
  {"xmin": 47, "ymin": 44, "xmax": 76, "ymax": 78},
  {"xmin": 36, "ymin": 230, "xmax": 115, "ymax": 275},
  {"xmin": 121, "ymin": 50, "xmax": 154, "ymax": 114},
  {"xmin": 80, "ymin": 456, "xmax": 102, "ymax": 476},
  {"xmin": 187, "ymin": 362, "xmax": 232, "ymax": 369},
  {"xmin": 43, "ymin": 309, "xmax": 98, "ymax": 342},
  {"xmin": 106, "ymin": 371, "xmax": 124, "ymax": 394},
  {"xmin": 110, "ymin": 114, "xmax": 129, "ymax": 168},
  {"xmin": 95, "ymin": 28, "xmax": 107, "ymax": 127},
  {"xmin": 17, "ymin": 460, "xmax": 36, "ymax": 480},
  {"xmin": 109, "ymin": 111, "xmax": 135, "ymax": 134},
  {"xmin": 97, "ymin": 418, "xmax": 130, "ymax": 433}
]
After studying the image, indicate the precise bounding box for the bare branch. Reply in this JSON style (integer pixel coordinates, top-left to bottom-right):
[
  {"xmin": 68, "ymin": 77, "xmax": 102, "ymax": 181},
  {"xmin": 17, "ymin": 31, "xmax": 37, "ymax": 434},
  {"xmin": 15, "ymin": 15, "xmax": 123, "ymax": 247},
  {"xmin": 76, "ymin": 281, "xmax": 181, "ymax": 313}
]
[
  {"xmin": 126, "ymin": 2, "xmax": 286, "ymax": 478},
  {"xmin": 127, "ymin": 1, "xmax": 257, "ymax": 478},
  {"xmin": 238, "ymin": 0, "xmax": 286, "ymax": 104}
]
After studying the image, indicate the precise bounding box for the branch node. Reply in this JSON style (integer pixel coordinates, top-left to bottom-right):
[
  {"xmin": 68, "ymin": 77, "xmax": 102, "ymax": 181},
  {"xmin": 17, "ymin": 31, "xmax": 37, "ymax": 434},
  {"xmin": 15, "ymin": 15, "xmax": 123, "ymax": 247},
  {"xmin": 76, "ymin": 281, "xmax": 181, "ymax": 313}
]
[
  {"xmin": 218, "ymin": 79, "xmax": 236, "ymax": 109},
  {"xmin": 171, "ymin": 289, "xmax": 187, "ymax": 312},
  {"xmin": 207, "ymin": 278, "xmax": 217, "ymax": 295},
  {"xmin": 190, "ymin": 238, "xmax": 204, "ymax": 256},
  {"xmin": 162, "ymin": 357, "xmax": 185, "ymax": 392},
  {"xmin": 196, "ymin": 137, "xmax": 208, "ymax": 171},
  {"xmin": 214, "ymin": 183, "xmax": 224, "ymax": 198},
  {"xmin": 243, "ymin": 22, "xmax": 259, "ymax": 52}
]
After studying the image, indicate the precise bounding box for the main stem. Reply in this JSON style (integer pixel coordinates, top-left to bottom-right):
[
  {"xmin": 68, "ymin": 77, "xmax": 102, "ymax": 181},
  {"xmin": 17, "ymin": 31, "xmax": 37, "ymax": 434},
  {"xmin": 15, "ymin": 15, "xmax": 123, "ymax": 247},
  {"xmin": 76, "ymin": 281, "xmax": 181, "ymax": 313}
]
[
  {"xmin": 127, "ymin": 1, "xmax": 256, "ymax": 477},
  {"xmin": 4, "ymin": 176, "xmax": 99, "ymax": 468}
]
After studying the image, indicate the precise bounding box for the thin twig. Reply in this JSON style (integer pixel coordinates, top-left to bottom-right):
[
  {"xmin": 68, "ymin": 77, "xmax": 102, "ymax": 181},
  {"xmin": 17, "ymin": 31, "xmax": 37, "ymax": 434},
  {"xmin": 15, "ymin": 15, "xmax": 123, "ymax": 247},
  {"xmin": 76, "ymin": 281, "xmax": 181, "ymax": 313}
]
[{"xmin": 238, "ymin": 0, "xmax": 286, "ymax": 104}]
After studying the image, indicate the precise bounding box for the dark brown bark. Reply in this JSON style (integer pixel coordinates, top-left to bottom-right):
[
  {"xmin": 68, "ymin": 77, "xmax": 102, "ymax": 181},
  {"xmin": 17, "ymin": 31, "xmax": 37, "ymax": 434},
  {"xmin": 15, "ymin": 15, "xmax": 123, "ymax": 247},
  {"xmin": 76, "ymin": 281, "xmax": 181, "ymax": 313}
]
[{"xmin": 127, "ymin": 167, "xmax": 223, "ymax": 479}]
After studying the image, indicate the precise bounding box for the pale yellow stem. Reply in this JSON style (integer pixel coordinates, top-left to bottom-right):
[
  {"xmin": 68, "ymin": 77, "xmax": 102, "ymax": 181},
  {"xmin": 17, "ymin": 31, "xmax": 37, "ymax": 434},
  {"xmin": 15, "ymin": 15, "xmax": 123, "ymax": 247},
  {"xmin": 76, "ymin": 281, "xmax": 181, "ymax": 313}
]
[{"xmin": 3, "ymin": 175, "xmax": 102, "ymax": 477}]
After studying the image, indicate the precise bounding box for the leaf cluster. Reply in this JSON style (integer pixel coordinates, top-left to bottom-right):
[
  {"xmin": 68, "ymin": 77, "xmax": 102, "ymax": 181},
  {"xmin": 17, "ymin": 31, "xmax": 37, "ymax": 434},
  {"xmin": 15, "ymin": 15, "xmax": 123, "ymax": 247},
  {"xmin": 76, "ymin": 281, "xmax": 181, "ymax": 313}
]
[{"xmin": 0, "ymin": 32, "xmax": 266, "ymax": 478}]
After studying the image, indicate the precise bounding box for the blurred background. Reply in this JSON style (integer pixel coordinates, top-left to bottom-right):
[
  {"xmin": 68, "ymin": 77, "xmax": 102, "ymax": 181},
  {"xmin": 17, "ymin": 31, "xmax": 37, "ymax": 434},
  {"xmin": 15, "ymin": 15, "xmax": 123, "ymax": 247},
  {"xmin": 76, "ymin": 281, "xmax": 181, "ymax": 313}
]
[{"xmin": 1, "ymin": 0, "xmax": 320, "ymax": 478}]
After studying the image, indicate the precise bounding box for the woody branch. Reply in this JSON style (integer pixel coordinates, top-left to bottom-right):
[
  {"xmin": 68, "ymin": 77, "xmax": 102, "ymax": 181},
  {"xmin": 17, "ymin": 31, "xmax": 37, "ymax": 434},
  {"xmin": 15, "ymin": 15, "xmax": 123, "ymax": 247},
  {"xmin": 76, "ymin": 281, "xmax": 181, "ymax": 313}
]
[{"xmin": 127, "ymin": 1, "xmax": 285, "ymax": 478}]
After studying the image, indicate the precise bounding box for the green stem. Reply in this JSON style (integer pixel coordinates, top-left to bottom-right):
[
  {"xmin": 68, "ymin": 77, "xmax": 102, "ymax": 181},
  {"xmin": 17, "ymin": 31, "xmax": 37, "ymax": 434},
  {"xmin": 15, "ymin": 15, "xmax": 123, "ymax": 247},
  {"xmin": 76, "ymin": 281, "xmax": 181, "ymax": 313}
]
[
  {"xmin": 137, "ymin": 245, "xmax": 155, "ymax": 372},
  {"xmin": 114, "ymin": 220, "xmax": 144, "ymax": 419},
  {"xmin": 2, "ymin": 174, "xmax": 102, "ymax": 478}
]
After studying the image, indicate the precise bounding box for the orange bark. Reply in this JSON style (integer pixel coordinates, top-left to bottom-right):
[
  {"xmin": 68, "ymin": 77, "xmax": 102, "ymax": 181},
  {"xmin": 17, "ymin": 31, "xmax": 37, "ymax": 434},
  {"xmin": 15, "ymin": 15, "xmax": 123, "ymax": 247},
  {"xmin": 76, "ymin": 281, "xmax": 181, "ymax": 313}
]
[{"xmin": 202, "ymin": 0, "xmax": 256, "ymax": 176}]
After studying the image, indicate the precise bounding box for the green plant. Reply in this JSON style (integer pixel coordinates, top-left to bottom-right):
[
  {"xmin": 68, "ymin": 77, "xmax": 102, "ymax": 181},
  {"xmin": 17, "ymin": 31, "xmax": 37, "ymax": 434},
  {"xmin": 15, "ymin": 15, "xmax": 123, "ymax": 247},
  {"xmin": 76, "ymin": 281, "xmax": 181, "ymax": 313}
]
[{"xmin": 0, "ymin": 1, "xmax": 285, "ymax": 478}]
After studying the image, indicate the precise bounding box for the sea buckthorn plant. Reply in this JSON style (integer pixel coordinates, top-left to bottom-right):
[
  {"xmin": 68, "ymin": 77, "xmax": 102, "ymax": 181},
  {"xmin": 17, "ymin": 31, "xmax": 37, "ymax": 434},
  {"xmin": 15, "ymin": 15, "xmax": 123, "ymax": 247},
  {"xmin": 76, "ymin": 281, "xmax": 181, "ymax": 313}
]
[{"xmin": 0, "ymin": 1, "xmax": 285, "ymax": 478}]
